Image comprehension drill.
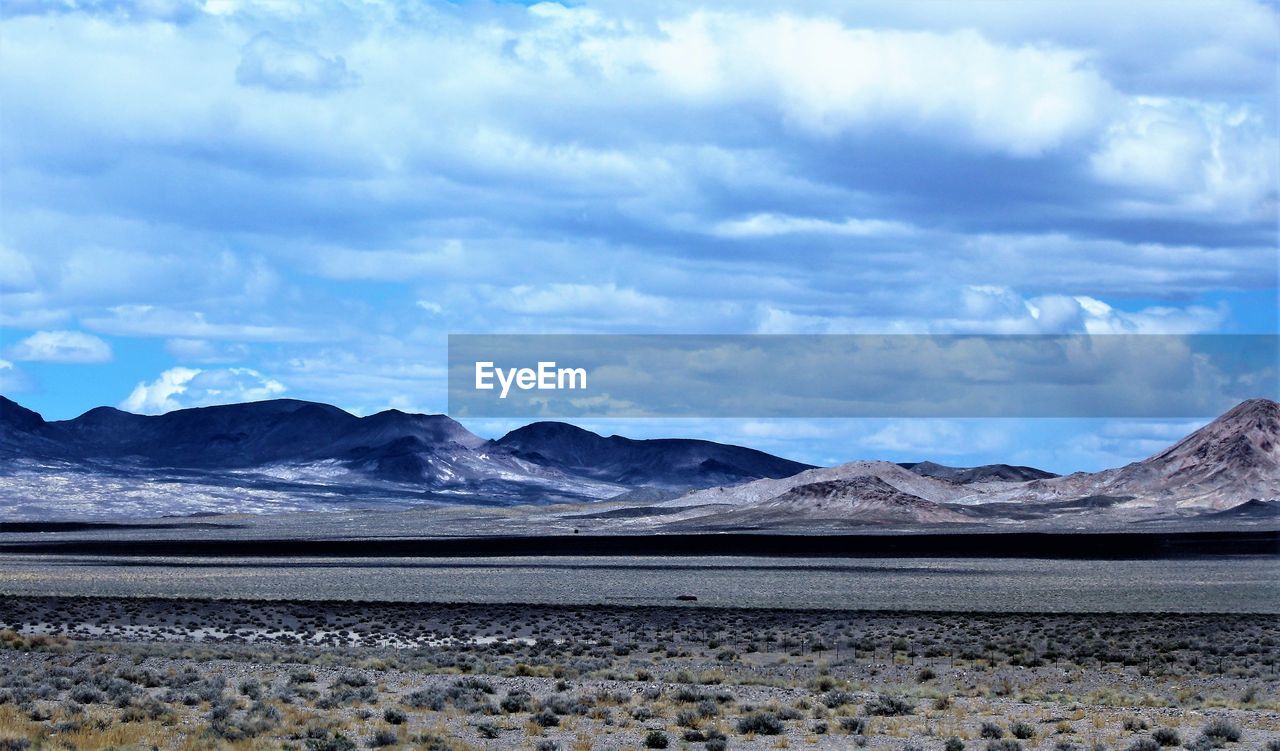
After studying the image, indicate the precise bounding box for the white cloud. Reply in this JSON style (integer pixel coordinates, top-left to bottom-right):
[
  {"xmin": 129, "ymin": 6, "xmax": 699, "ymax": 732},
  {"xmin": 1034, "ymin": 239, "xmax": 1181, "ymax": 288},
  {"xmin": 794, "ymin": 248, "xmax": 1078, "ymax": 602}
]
[
  {"xmin": 519, "ymin": 10, "xmax": 1117, "ymax": 156},
  {"xmin": 862, "ymin": 419, "xmax": 1008, "ymax": 456},
  {"xmin": 756, "ymin": 286, "xmax": 1232, "ymax": 335},
  {"xmin": 0, "ymin": 359, "xmax": 24, "ymax": 393},
  {"xmin": 8, "ymin": 330, "xmax": 112, "ymax": 363},
  {"xmin": 1092, "ymin": 97, "xmax": 1278, "ymax": 219},
  {"xmin": 712, "ymin": 213, "xmax": 915, "ymax": 238},
  {"xmin": 120, "ymin": 366, "xmax": 286, "ymax": 414},
  {"xmin": 84, "ymin": 305, "xmax": 317, "ymax": 342},
  {"xmin": 495, "ymin": 283, "xmax": 673, "ymax": 321}
]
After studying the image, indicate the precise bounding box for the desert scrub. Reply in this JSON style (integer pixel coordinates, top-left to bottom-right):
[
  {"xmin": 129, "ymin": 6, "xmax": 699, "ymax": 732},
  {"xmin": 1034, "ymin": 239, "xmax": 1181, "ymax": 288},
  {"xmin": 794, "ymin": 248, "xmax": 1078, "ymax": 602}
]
[
  {"xmin": 1010, "ymin": 721, "xmax": 1036, "ymax": 740},
  {"xmin": 864, "ymin": 694, "xmax": 914, "ymax": 716},
  {"xmin": 839, "ymin": 717, "xmax": 868, "ymax": 734},
  {"xmin": 644, "ymin": 730, "xmax": 670, "ymax": 748},
  {"xmin": 1199, "ymin": 719, "xmax": 1241, "ymax": 743},
  {"xmin": 737, "ymin": 712, "xmax": 784, "ymax": 735},
  {"xmin": 1151, "ymin": 728, "xmax": 1181, "ymax": 747}
]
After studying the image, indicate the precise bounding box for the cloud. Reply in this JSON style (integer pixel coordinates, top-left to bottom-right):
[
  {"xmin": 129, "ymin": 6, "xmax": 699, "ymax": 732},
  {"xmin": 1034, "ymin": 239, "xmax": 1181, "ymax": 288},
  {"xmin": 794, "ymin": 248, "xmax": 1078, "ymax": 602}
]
[
  {"xmin": 84, "ymin": 305, "xmax": 318, "ymax": 342},
  {"xmin": 8, "ymin": 330, "xmax": 112, "ymax": 363},
  {"xmin": 862, "ymin": 419, "xmax": 1008, "ymax": 456},
  {"xmin": 236, "ymin": 34, "xmax": 357, "ymax": 94},
  {"xmin": 0, "ymin": 0, "xmax": 1273, "ymax": 422},
  {"xmin": 0, "ymin": 246, "xmax": 36, "ymax": 292},
  {"xmin": 164, "ymin": 338, "xmax": 250, "ymax": 363},
  {"xmin": 120, "ymin": 366, "xmax": 286, "ymax": 414},
  {"xmin": 754, "ymin": 286, "xmax": 1231, "ymax": 335},
  {"xmin": 1092, "ymin": 98, "xmax": 1277, "ymax": 219},
  {"xmin": 711, "ymin": 213, "xmax": 915, "ymax": 238},
  {"xmin": 0, "ymin": 359, "xmax": 27, "ymax": 392}
]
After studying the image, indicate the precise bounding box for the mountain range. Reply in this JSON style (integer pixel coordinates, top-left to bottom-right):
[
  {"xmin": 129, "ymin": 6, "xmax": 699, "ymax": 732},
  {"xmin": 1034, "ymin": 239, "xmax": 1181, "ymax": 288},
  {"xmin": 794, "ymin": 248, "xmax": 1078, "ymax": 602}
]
[
  {"xmin": 0, "ymin": 395, "xmax": 1277, "ymax": 526},
  {"xmin": 0, "ymin": 395, "xmax": 811, "ymax": 517}
]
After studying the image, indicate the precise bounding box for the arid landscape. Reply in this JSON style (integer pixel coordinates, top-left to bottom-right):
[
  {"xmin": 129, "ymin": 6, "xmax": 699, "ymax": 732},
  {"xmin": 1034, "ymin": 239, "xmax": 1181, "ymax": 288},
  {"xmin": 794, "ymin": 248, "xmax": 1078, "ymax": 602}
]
[{"xmin": 1, "ymin": 597, "xmax": 1278, "ymax": 751}]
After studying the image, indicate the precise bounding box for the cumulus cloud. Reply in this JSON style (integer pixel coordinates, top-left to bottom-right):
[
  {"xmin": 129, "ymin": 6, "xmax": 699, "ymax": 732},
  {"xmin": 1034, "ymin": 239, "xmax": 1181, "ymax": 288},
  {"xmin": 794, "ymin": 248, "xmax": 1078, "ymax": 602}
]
[
  {"xmin": 120, "ymin": 366, "xmax": 286, "ymax": 414},
  {"xmin": 8, "ymin": 330, "xmax": 112, "ymax": 363},
  {"xmin": 0, "ymin": 0, "xmax": 1273, "ymax": 423},
  {"xmin": 1092, "ymin": 97, "xmax": 1277, "ymax": 219}
]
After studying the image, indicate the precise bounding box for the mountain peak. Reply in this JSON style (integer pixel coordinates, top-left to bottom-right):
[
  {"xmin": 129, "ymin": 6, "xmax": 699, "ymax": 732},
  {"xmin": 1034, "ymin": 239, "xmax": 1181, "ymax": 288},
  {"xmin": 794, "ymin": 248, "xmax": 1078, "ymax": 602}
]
[
  {"xmin": 0, "ymin": 396, "xmax": 45, "ymax": 433},
  {"xmin": 1147, "ymin": 397, "xmax": 1279, "ymax": 469}
]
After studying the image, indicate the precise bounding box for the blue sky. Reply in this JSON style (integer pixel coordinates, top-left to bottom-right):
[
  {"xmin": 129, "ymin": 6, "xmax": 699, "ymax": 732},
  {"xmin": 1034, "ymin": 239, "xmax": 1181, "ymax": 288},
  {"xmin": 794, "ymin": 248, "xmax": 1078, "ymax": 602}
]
[{"xmin": 0, "ymin": 0, "xmax": 1276, "ymax": 472}]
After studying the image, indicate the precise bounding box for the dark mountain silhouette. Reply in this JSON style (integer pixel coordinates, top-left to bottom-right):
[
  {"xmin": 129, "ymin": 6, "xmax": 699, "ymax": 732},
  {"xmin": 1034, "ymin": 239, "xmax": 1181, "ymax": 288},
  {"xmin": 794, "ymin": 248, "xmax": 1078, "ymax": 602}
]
[
  {"xmin": 495, "ymin": 421, "xmax": 814, "ymax": 489},
  {"xmin": 0, "ymin": 397, "xmax": 811, "ymax": 511}
]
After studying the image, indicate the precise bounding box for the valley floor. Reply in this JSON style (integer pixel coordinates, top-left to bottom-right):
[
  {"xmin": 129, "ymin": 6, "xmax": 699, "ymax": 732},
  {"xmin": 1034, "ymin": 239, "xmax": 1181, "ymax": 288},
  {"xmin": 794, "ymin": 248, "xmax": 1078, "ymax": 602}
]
[{"xmin": 0, "ymin": 597, "xmax": 1277, "ymax": 751}]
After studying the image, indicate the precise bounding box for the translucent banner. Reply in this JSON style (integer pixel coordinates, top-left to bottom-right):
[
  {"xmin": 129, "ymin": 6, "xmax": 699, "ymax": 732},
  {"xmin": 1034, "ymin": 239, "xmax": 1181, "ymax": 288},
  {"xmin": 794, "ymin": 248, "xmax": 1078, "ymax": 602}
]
[{"xmin": 447, "ymin": 334, "xmax": 1279, "ymax": 418}]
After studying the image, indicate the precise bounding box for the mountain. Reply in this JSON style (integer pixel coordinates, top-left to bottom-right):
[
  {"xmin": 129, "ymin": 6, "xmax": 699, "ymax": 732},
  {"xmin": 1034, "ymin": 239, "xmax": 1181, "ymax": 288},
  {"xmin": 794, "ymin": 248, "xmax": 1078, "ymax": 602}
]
[
  {"xmin": 496, "ymin": 421, "xmax": 813, "ymax": 490},
  {"xmin": 1009, "ymin": 398, "xmax": 1280, "ymax": 511},
  {"xmin": 661, "ymin": 459, "xmax": 978, "ymax": 510},
  {"xmin": 712, "ymin": 476, "xmax": 973, "ymax": 527},
  {"xmin": 901, "ymin": 460, "xmax": 1058, "ymax": 483},
  {"xmin": 0, "ymin": 396, "xmax": 810, "ymax": 518},
  {"xmin": 2, "ymin": 396, "xmax": 1276, "ymax": 524},
  {"xmin": 650, "ymin": 399, "xmax": 1280, "ymax": 529}
]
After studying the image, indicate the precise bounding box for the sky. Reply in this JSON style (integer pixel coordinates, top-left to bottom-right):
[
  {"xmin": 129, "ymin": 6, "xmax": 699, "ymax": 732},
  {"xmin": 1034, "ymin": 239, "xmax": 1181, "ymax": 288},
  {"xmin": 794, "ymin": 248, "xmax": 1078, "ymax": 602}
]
[{"xmin": 0, "ymin": 0, "xmax": 1277, "ymax": 472}]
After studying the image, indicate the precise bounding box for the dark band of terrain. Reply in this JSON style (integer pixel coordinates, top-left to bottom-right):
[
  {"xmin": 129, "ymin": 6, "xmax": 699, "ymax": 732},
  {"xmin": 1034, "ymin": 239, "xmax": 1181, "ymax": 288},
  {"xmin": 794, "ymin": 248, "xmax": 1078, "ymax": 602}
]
[{"xmin": 1, "ymin": 529, "xmax": 1275, "ymax": 558}]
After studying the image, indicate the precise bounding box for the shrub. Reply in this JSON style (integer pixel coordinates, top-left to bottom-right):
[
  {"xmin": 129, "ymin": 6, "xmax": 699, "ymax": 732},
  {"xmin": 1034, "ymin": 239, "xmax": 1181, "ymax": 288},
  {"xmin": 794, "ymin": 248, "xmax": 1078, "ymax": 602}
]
[
  {"xmin": 500, "ymin": 691, "xmax": 532, "ymax": 713},
  {"xmin": 1201, "ymin": 720, "xmax": 1241, "ymax": 743},
  {"xmin": 987, "ymin": 742, "xmax": 1023, "ymax": 751},
  {"xmin": 476, "ymin": 723, "xmax": 500, "ymax": 740},
  {"xmin": 536, "ymin": 742, "xmax": 559, "ymax": 751},
  {"xmin": 304, "ymin": 731, "xmax": 357, "ymax": 751},
  {"xmin": 839, "ymin": 717, "xmax": 868, "ymax": 734},
  {"xmin": 1127, "ymin": 739, "xmax": 1160, "ymax": 751},
  {"xmin": 369, "ymin": 729, "xmax": 399, "ymax": 747},
  {"xmin": 706, "ymin": 739, "xmax": 728, "ymax": 751},
  {"xmin": 1011, "ymin": 722, "xmax": 1036, "ymax": 740},
  {"xmin": 981, "ymin": 723, "xmax": 1006, "ymax": 740},
  {"xmin": 864, "ymin": 694, "xmax": 914, "ymax": 717},
  {"xmin": 823, "ymin": 690, "xmax": 855, "ymax": 708},
  {"xmin": 533, "ymin": 708, "xmax": 560, "ymax": 728},
  {"xmin": 645, "ymin": 731, "xmax": 670, "ymax": 749},
  {"xmin": 1152, "ymin": 729, "xmax": 1181, "ymax": 747},
  {"xmin": 383, "ymin": 708, "xmax": 407, "ymax": 725},
  {"xmin": 0, "ymin": 739, "xmax": 31, "ymax": 751},
  {"xmin": 736, "ymin": 712, "xmax": 784, "ymax": 735},
  {"xmin": 946, "ymin": 738, "xmax": 966, "ymax": 751}
]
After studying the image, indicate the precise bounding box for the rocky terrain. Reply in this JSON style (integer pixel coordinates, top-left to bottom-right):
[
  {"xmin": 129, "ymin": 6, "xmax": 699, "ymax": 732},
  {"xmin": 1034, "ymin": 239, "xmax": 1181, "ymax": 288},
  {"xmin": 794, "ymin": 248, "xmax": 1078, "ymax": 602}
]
[
  {"xmin": 640, "ymin": 400, "xmax": 1280, "ymax": 530},
  {"xmin": 0, "ymin": 597, "xmax": 1277, "ymax": 751}
]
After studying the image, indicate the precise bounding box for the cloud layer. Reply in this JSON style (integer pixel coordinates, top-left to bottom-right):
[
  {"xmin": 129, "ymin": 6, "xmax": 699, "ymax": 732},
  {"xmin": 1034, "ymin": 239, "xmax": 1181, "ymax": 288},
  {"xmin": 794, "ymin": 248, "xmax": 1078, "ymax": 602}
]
[{"xmin": 0, "ymin": 0, "xmax": 1274, "ymax": 462}]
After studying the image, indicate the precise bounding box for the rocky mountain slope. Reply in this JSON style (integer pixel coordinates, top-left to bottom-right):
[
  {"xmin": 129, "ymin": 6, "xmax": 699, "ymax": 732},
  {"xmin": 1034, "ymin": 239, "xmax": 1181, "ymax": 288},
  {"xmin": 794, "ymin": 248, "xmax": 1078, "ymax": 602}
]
[
  {"xmin": 0, "ymin": 396, "xmax": 810, "ymax": 517},
  {"xmin": 652, "ymin": 399, "xmax": 1280, "ymax": 529},
  {"xmin": 496, "ymin": 421, "xmax": 812, "ymax": 489}
]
